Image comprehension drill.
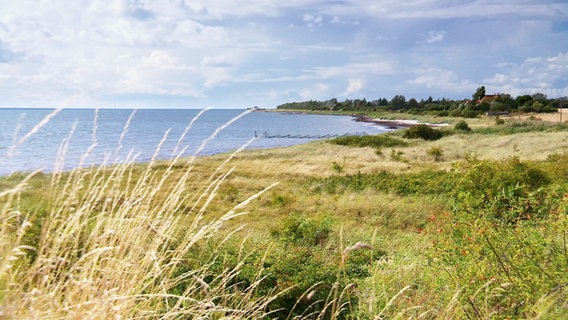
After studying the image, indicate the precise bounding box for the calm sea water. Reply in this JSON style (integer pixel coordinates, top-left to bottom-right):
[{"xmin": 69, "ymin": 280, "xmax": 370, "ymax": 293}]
[{"xmin": 0, "ymin": 109, "xmax": 390, "ymax": 176}]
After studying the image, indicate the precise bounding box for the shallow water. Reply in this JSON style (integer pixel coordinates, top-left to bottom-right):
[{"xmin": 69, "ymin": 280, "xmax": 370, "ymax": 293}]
[{"xmin": 0, "ymin": 108, "xmax": 390, "ymax": 176}]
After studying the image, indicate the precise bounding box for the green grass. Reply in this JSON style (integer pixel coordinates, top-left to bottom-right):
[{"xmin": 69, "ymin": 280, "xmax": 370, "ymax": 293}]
[{"xmin": 474, "ymin": 119, "xmax": 568, "ymax": 135}]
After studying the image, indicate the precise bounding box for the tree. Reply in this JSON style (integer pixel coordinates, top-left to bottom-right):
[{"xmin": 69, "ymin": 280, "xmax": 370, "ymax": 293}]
[
  {"xmin": 532, "ymin": 93, "xmax": 547, "ymax": 101},
  {"xmin": 473, "ymin": 86, "xmax": 486, "ymax": 101},
  {"xmin": 407, "ymin": 98, "xmax": 419, "ymax": 110},
  {"xmin": 389, "ymin": 95, "xmax": 407, "ymax": 110},
  {"xmin": 495, "ymin": 94, "xmax": 517, "ymax": 110}
]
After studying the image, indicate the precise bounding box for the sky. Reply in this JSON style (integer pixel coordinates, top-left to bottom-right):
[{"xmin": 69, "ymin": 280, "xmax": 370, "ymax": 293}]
[{"xmin": 0, "ymin": 0, "xmax": 567, "ymax": 109}]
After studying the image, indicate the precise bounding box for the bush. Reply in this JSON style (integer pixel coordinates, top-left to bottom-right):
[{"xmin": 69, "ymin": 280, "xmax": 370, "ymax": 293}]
[
  {"xmin": 454, "ymin": 120, "xmax": 471, "ymax": 132},
  {"xmin": 403, "ymin": 124, "xmax": 444, "ymax": 140},
  {"xmin": 495, "ymin": 116, "xmax": 505, "ymax": 125},
  {"xmin": 272, "ymin": 214, "xmax": 332, "ymax": 246},
  {"xmin": 426, "ymin": 147, "xmax": 444, "ymax": 161},
  {"xmin": 330, "ymin": 134, "xmax": 409, "ymax": 148},
  {"xmin": 451, "ymin": 156, "xmax": 551, "ymax": 224},
  {"xmin": 449, "ymin": 108, "xmax": 463, "ymax": 117}
]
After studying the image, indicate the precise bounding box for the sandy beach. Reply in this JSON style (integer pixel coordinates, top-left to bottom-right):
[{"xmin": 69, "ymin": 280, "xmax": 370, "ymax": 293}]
[{"xmin": 352, "ymin": 114, "xmax": 449, "ymax": 129}]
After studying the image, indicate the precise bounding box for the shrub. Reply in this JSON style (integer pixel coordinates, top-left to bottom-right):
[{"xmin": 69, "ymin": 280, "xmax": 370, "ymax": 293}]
[
  {"xmin": 332, "ymin": 160, "xmax": 344, "ymax": 173},
  {"xmin": 330, "ymin": 134, "xmax": 409, "ymax": 148},
  {"xmin": 454, "ymin": 120, "xmax": 471, "ymax": 132},
  {"xmin": 495, "ymin": 116, "xmax": 505, "ymax": 125},
  {"xmin": 272, "ymin": 214, "xmax": 332, "ymax": 246},
  {"xmin": 403, "ymin": 124, "xmax": 444, "ymax": 140},
  {"xmin": 449, "ymin": 108, "xmax": 463, "ymax": 117},
  {"xmin": 451, "ymin": 156, "xmax": 551, "ymax": 224},
  {"xmin": 308, "ymin": 169, "xmax": 454, "ymax": 197},
  {"xmin": 390, "ymin": 149, "xmax": 405, "ymax": 162},
  {"xmin": 426, "ymin": 147, "xmax": 444, "ymax": 161},
  {"xmin": 462, "ymin": 109, "xmax": 480, "ymax": 118}
]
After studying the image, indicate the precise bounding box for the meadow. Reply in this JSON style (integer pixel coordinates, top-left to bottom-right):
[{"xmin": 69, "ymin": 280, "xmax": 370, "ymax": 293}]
[{"xmin": 1, "ymin": 112, "xmax": 567, "ymax": 319}]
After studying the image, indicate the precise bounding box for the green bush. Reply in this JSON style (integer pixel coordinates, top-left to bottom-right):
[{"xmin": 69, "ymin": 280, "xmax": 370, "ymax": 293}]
[
  {"xmin": 272, "ymin": 214, "xmax": 332, "ymax": 246},
  {"xmin": 426, "ymin": 147, "xmax": 444, "ymax": 161},
  {"xmin": 451, "ymin": 156, "xmax": 552, "ymax": 224},
  {"xmin": 330, "ymin": 134, "xmax": 409, "ymax": 148},
  {"xmin": 308, "ymin": 169, "xmax": 454, "ymax": 197},
  {"xmin": 432, "ymin": 183, "xmax": 568, "ymax": 318},
  {"xmin": 454, "ymin": 120, "xmax": 471, "ymax": 132},
  {"xmin": 403, "ymin": 124, "xmax": 445, "ymax": 140}
]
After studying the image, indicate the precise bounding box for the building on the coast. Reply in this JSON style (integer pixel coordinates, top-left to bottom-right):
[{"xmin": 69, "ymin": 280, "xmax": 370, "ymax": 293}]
[{"xmin": 478, "ymin": 94, "xmax": 500, "ymax": 104}]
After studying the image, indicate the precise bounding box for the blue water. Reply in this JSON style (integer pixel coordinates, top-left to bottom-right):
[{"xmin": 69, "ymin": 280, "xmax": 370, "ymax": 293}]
[{"xmin": 0, "ymin": 109, "xmax": 390, "ymax": 176}]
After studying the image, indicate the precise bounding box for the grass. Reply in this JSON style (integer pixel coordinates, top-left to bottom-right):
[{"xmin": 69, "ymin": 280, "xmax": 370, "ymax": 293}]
[{"xmin": 1, "ymin": 110, "xmax": 568, "ymax": 318}]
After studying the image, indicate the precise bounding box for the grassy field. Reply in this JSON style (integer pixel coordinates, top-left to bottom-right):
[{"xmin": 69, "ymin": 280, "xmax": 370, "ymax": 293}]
[{"xmin": 1, "ymin": 113, "xmax": 567, "ymax": 319}]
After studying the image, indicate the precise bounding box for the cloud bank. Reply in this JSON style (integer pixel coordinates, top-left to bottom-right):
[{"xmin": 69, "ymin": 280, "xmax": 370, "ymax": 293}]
[{"xmin": 0, "ymin": 0, "xmax": 567, "ymax": 108}]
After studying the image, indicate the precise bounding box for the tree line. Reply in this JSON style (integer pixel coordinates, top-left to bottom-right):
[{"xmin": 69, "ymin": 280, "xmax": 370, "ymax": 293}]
[{"xmin": 276, "ymin": 87, "xmax": 567, "ymax": 118}]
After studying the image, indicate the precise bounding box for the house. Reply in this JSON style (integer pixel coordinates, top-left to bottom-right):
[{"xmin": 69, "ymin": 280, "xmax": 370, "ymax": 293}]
[{"xmin": 478, "ymin": 94, "xmax": 500, "ymax": 104}]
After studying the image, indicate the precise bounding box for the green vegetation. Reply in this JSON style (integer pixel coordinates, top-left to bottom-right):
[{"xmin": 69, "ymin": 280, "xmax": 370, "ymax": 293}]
[
  {"xmin": 329, "ymin": 134, "xmax": 408, "ymax": 148},
  {"xmin": 403, "ymin": 124, "xmax": 446, "ymax": 140},
  {"xmin": 454, "ymin": 120, "xmax": 472, "ymax": 132},
  {"xmin": 276, "ymin": 88, "xmax": 566, "ymax": 118},
  {"xmin": 474, "ymin": 119, "xmax": 568, "ymax": 135},
  {"xmin": 1, "ymin": 108, "xmax": 568, "ymax": 319}
]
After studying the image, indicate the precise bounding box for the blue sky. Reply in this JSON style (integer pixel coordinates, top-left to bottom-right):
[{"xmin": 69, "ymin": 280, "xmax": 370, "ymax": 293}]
[{"xmin": 0, "ymin": 0, "xmax": 567, "ymax": 108}]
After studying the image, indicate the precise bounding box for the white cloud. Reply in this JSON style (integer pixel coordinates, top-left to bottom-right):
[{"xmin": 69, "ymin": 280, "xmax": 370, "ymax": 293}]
[
  {"xmin": 201, "ymin": 55, "xmax": 235, "ymax": 67},
  {"xmin": 143, "ymin": 51, "xmax": 181, "ymax": 69},
  {"xmin": 313, "ymin": 60, "xmax": 396, "ymax": 79},
  {"xmin": 325, "ymin": 0, "xmax": 567, "ymax": 20},
  {"xmin": 303, "ymin": 13, "xmax": 323, "ymax": 28},
  {"xmin": 300, "ymin": 82, "xmax": 329, "ymax": 99},
  {"xmin": 408, "ymin": 66, "xmax": 472, "ymax": 94},
  {"xmin": 484, "ymin": 52, "xmax": 568, "ymax": 97},
  {"xmin": 343, "ymin": 78, "xmax": 365, "ymax": 96},
  {"xmin": 424, "ymin": 30, "xmax": 446, "ymax": 44},
  {"xmin": 0, "ymin": 0, "xmax": 567, "ymax": 107}
]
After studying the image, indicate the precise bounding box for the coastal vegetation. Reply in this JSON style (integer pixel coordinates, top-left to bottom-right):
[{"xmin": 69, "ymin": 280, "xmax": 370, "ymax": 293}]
[
  {"xmin": 1, "ymin": 107, "xmax": 567, "ymax": 318},
  {"xmin": 276, "ymin": 87, "xmax": 567, "ymax": 118}
]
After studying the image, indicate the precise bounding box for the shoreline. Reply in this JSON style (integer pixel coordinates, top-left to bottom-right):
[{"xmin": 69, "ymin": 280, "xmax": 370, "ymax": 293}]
[
  {"xmin": 264, "ymin": 109, "xmax": 449, "ymax": 129},
  {"xmin": 352, "ymin": 114, "xmax": 449, "ymax": 129}
]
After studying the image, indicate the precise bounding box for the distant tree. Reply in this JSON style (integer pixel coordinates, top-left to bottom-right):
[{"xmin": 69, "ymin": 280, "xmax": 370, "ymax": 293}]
[
  {"xmin": 407, "ymin": 98, "xmax": 419, "ymax": 110},
  {"xmin": 516, "ymin": 95, "xmax": 533, "ymax": 107},
  {"xmin": 325, "ymin": 98, "xmax": 338, "ymax": 110},
  {"xmin": 373, "ymin": 98, "xmax": 388, "ymax": 106},
  {"xmin": 532, "ymin": 93, "xmax": 547, "ymax": 102},
  {"xmin": 389, "ymin": 95, "xmax": 407, "ymax": 110},
  {"xmin": 473, "ymin": 86, "xmax": 486, "ymax": 101},
  {"xmin": 494, "ymin": 94, "xmax": 517, "ymax": 111},
  {"xmin": 550, "ymin": 97, "xmax": 568, "ymax": 109}
]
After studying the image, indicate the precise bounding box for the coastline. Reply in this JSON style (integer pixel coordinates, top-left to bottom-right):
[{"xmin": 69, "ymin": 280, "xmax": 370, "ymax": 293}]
[
  {"xmin": 353, "ymin": 114, "xmax": 449, "ymax": 129},
  {"xmin": 263, "ymin": 109, "xmax": 449, "ymax": 129}
]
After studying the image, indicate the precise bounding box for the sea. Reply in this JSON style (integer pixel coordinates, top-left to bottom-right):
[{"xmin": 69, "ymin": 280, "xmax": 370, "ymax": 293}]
[{"xmin": 0, "ymin": 108, "xmax": 391, "ymax": 176}]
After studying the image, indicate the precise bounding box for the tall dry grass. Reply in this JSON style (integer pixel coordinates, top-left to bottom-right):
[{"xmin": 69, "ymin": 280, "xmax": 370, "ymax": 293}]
[{"xmin": 0, "ymin": 109, "xmax": 279, "ymax": 319}]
